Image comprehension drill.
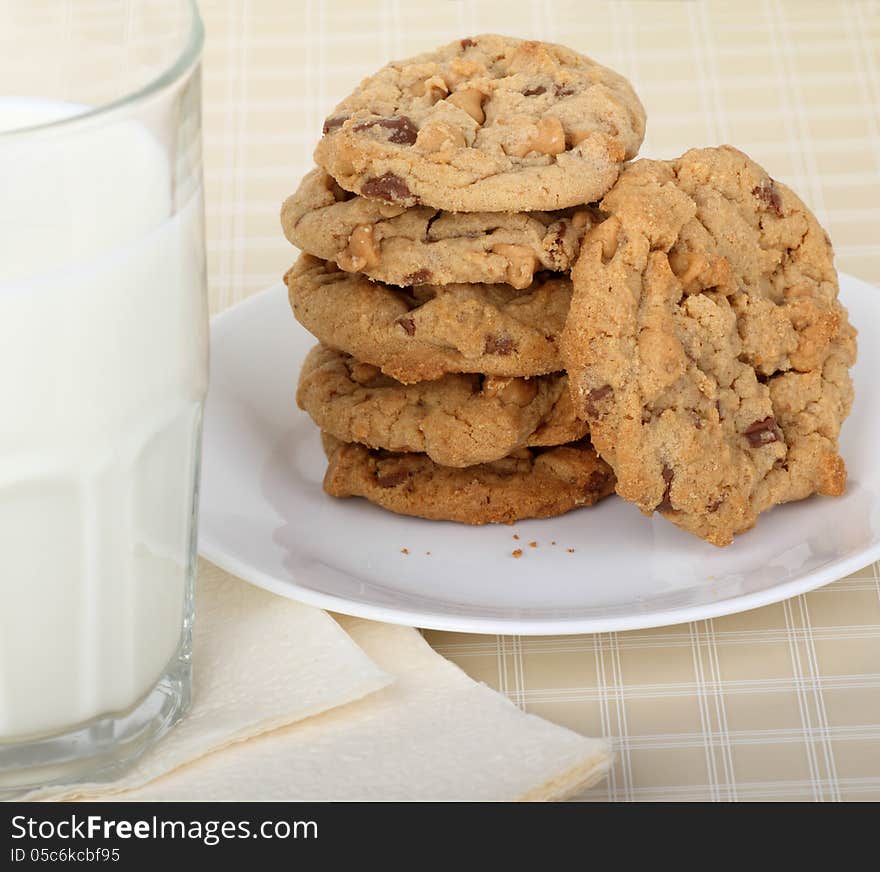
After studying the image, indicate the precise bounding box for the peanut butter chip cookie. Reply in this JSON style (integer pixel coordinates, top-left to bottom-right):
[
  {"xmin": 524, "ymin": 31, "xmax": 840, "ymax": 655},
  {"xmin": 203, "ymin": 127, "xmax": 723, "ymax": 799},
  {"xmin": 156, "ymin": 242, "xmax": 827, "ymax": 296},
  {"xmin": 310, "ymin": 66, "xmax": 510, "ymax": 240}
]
[
  {"xmin": 313, "ymin": 34, "xmax": 645, "ymax": 212},
  {"xmin": 298, "ymin": 345, "xmax": 587, "ymax": 467},
  {"xmin": 286, "ymin": 254, "xmax": 571, "ymax": 383},
  {"xmin": 321, "ymin": 434, "xmax": 615, "ymax": 524},
  {"xmin": 561, "ymin": 146, "xmax": 857, "ymax": 546},
  {"xmin": 282, "ymin": 168, "xmax": 598, "ymax": 289}
]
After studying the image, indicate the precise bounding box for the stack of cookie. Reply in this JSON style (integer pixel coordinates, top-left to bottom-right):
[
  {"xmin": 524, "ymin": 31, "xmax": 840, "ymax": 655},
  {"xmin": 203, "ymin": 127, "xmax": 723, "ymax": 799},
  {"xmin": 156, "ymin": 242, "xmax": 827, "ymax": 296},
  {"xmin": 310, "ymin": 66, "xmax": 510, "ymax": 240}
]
[
  {"xmin": 281, "ymin": 34, "xmax": 857, "ymax": 545},
  {"xmin": 281, "ymin": 35, "xmax": 645, "ymax": 525}
]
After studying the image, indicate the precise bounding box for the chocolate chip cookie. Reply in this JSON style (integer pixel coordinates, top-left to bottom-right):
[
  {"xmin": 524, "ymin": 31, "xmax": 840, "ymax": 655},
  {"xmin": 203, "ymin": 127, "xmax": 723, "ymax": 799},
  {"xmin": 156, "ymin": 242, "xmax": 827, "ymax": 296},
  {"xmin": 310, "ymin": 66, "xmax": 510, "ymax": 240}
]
[
  {"xmin": 321, "ymin": 434, "xmax": 615, "ymax": 524},
  {"xmin": 561, "ymin": 146, "xmax": 857, "ymax": 546},
  {"xmin": 313, "ymin": 34, "xmax": 645, "ymax": 212},
  {"xmin": 298, "ymin": 345, "xmax": 587, "ymax": 467},
  {"xmin": 286, "ymin": 254, "xmax": 571, "ymax": 383},
  {"xmin": 282, "ymin": 168, "xmax": 598, "ymax": 289}
]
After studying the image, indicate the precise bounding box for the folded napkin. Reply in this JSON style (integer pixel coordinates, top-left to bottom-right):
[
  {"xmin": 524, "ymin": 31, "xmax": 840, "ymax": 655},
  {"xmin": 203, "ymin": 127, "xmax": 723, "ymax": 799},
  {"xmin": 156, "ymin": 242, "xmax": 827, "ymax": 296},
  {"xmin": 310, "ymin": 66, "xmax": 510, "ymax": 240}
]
[
  {"xmin": 31, "ymin": 563, "xmax": 610, "ymax": 801},
  {"xmin": 28, "ymin": 561, "xmax": 392, "ymax": 801}
]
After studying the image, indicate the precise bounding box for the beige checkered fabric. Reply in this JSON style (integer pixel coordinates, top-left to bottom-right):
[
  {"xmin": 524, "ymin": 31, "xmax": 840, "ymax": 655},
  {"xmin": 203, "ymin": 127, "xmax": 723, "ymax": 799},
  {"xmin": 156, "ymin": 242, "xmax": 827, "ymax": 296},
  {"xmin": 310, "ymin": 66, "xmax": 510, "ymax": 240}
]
[{"xmin": 200, "ymin": 0, "xmax": 880, "ymax": 801}]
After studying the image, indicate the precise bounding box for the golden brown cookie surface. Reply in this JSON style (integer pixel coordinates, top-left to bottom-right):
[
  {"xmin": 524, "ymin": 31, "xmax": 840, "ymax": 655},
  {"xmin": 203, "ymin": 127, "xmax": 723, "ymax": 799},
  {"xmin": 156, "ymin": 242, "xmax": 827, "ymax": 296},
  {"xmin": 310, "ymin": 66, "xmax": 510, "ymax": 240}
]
[
  {"xmin": 286, "ymin": 254, "xmax": 571, "ymax": 383},
  {"xmin": 313, "ymin": 34, "xmax": 645, "ymax": 212},
  {"xmin": 282, "ymin": 168, "xmax": 597, "ymax": 289},
  {"xmin": 561, "ymin": 146, "xmax": 857, "ymax": 546},
  {"xmin": 298, "ymin": 345, "xmax": 586, "ymax": 467},
  {"xmin": 321, "ymin": 435, "xmax": 615, "ymax": 525}
]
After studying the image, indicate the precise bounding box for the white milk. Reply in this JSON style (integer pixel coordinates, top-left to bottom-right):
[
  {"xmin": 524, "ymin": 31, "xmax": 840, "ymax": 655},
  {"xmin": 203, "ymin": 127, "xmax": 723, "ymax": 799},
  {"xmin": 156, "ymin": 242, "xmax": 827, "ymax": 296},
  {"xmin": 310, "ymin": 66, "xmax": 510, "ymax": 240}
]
[{"xmin": 0, "ymin": 100, "xmax": 207, "ymax": 739}]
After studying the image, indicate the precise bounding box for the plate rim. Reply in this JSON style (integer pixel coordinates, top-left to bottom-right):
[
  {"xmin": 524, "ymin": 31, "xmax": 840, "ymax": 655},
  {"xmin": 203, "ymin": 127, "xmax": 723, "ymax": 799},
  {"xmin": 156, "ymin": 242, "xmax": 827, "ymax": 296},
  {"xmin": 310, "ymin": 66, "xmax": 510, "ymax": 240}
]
[
  {"xmin": 199, "ymin": 273, "xmax": 880, "ymax": 635},
  {"xmin": 199, "ymin": 537, "xmax": 880, "ymax": 635}
]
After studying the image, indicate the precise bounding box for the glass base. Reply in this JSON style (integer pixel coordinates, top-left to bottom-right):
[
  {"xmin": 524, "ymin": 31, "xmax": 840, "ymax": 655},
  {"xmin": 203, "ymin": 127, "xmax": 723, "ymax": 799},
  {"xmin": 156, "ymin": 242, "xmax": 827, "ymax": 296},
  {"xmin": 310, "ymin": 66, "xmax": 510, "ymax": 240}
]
[{"xmin": 0, "ymin": 639, "xmax": 191, "ymax": 801}]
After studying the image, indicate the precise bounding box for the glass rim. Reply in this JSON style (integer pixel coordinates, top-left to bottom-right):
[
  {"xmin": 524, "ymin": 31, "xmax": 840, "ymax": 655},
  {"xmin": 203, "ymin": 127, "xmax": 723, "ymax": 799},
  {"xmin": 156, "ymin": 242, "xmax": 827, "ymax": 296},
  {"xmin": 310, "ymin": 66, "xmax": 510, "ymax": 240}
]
[{"xmin": 0, "ymin": 0, "xmax": 204, "ymax": 139}]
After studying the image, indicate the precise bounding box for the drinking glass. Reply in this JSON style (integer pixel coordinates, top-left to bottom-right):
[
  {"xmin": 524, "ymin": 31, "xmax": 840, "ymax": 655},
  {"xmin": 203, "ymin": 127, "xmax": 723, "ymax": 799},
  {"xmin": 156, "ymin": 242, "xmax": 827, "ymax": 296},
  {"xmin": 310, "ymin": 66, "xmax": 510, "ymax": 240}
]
[{"xmin": 0, "ymin": 0, "xmax": 207, "ymax": 797}]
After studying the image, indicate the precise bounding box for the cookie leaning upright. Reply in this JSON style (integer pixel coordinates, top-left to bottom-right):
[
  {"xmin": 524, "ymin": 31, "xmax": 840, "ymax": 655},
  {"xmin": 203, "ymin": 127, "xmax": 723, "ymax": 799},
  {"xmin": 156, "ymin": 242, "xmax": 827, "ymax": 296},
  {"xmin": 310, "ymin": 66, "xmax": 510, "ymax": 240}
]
[
  {"xmin": 313, "ymin": 34, "xmax": 645, "ymax": 212},
  {"xmin": 561, "ymin": 145, "xmax": 857, "ymax": 546}
]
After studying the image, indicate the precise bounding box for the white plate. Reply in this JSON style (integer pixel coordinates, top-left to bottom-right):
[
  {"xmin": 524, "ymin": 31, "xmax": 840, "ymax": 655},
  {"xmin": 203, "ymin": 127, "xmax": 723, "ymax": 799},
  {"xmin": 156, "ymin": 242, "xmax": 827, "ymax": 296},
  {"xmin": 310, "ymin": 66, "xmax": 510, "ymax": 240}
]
[{"xmin": 199, "ymin": 274, "xmax": 880, "ymax": 634}]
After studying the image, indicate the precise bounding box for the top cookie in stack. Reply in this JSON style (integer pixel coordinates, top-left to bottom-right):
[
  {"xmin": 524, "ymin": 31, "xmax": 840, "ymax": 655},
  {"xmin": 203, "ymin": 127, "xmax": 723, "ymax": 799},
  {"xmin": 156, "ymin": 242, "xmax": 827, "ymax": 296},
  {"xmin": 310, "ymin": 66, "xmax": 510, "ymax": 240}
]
[
  {"xmin": 310, "ymin": 33, "xmax": 645, "ymax": 212},
  {"xmin": 282, "ymin": 34, "xmax": 643, "ymax": 525}
]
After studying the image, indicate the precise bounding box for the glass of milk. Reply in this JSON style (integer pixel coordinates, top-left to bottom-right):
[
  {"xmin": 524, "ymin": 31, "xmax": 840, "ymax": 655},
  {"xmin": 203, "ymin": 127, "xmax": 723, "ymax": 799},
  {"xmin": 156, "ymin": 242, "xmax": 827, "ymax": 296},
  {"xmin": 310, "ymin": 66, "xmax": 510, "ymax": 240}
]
[{"xmin": 0, "ymin": 1, "xmax": 207, "ymax": 796}]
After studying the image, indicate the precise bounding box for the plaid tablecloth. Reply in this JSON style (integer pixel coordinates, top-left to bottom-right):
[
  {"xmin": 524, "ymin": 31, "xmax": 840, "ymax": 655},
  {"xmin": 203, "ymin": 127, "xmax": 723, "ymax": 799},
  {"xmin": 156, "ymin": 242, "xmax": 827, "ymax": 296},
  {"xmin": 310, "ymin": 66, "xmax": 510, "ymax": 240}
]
[{"xmin": 200, "ymin": 0, "xmax": 880, "ymax": 801}]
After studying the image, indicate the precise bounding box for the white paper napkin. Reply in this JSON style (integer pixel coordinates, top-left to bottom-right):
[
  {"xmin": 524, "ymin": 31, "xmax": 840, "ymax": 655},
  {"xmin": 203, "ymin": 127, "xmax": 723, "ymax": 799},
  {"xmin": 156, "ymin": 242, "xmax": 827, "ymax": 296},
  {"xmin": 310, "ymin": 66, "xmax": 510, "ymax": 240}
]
[
  {"xmin": 28, "ymin": 560, "xmax": 392, "ymax": 801},
  {"xmin": 100, "ymin": 614, "xmax": 611, "ymax": 802}
]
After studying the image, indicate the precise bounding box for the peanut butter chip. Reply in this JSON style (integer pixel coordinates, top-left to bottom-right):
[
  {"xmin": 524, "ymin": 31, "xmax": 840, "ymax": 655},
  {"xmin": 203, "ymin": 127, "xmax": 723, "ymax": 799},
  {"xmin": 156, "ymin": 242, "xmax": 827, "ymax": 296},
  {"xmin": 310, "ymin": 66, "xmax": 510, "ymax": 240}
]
[
  {"xmin": 571, "ymin": 210, "xmax": 592, "ymax": 232},
  {"xmin": 481, "ymin": 376, "xmax": 512, "ymax": 399},
  {"xmin": 669, "ymin": 250, "xmax": 708, "ymax": 287},
  {"xmin": 448, "ymin": 88, "xmax": 485, "ymax": 124},
  {"xmin": 338, "ymin": 224, "xmax": 380, "ymax": 272},
  {"xmin": 332, "ymin": 142, "xmax": 357, "ymax": 177},
  {"xmin": 531, "ymin": 116, "xmax": 566, "ymax": 155},
  {"xmin": 409, "ymin": 74, "xmax": 449, "ymax": 101},
  {"xmin": 585, "ymin": 216, "xmax": 621, "ymax": 263},
  {"xmin": 482, "ymin": 375, "xmax": 539, "ymax": 406},
  {"xmin": 415, "ymin": 121, "xmax": 467, "ymax": 154},
  {"xmin": 491, "ymin": 242, "xmax": 540, "ymax": 287},
  {"xmin": 505, "ymin": 116, "xmax": 567, "ymax": 158}
]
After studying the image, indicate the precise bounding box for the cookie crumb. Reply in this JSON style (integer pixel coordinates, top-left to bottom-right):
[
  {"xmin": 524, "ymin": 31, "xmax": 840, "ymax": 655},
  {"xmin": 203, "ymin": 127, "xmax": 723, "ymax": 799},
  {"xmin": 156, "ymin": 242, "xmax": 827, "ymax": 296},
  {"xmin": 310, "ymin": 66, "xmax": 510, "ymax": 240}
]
[
  {"xmin": 528, "ymin": 541, "xmax": 537, "ymax": 548},
  {"xmin": 512, "ymin": 533, "xmax": 519, "ymax": 540},
  {"xmin": 426, "ymin": 551, "xmax": 431, "ymax": 556},
  {"xmin": 401, "ymin": 548, "xmax": 409, "ymax": 555},
  {"xmin": 512, "ymin": 549, "xmax": 523, "ymax": 559},
  {"xmin": 566, "ymin": 548, "xmax": 575, "ymax": 554},
  {"xmin": 551, "ymin": 540, "xmax": 557, "ymax": 545}
]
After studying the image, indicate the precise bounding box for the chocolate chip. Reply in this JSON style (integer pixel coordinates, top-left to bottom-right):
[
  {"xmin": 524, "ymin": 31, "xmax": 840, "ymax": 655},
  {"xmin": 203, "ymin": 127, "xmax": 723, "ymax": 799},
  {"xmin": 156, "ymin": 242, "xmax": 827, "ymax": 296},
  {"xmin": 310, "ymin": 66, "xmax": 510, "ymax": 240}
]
[
  {"xmin": 460, "ymin": 37, "xmax": 477, "ymax": 49},
  {"xmin": 403, "ymin": 268, "xmax": 432, "ymax": 285},
  {"xmin": 322, "ymin": 115, "xmax": 349, "ymax": 135},
  {"xmin": 656, "ymin": 465, "xmax": 675, "ymax": 513},
  {"xmin": 553, "ymin": 220, "xmax": 568, "ymax": 248},
  {"xmin": 353, "ymin": 116, "xmax": 418, "ymax": 145},
  {"xmin": 584, "ymin": 384, "xmax": 612, "ymax": 417},
  {"xmin": 361, "ymin": 172, "xmax": 414, "ymax": 204},
  {"xmin": 554, "ymin": 84, "xmax": 575, "ymax": 97},
  {"xmin": 397, "ymin": 316, "xmax": 416, "ymax": 336},
  {"xmin": 382, "ymin": 117, "xmax": 418, "ymax": 144},
  {"xmin": 752, "ymin": 181, "xmax": 783, "ymax": 217},
  {"xmin": 484, "ymin": 334, "xmax": 517, "ymax": 356},
  {"xmin": 522, "ymin": 85, "xmax": 546, "ymax": 96},
  {"xmin": 376, "ymin": 468, "xmax": 412, "ymax": 488},
  {"xmin": 744, "ymin": 416, "xmax": 781, "ymax": 447},
  {"xmin": 584, "ymin": 470, "xmax": 611, "ymax": 494}
]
